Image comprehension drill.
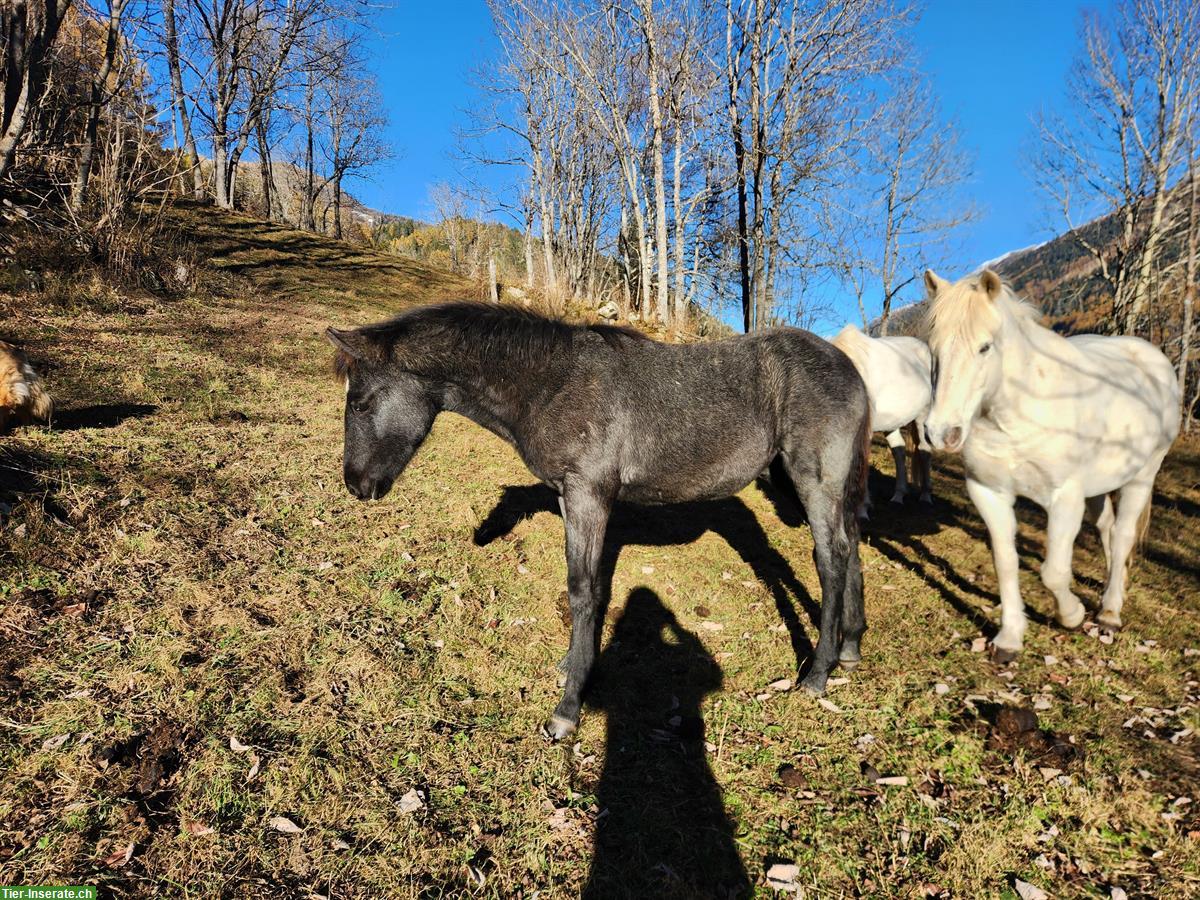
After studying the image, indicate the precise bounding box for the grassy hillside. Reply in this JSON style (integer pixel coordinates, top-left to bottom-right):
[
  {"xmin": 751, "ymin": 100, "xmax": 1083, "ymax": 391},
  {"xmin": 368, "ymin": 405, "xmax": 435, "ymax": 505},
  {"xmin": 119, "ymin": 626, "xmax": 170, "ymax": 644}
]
[{"xmin": 1, "ymin": 205, "xmax": 1198, "ymax": 897}]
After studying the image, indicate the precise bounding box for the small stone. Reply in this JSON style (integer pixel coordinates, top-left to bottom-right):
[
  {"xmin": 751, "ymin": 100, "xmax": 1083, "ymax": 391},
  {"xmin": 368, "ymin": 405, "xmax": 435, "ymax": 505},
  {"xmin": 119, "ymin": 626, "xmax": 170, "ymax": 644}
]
[
  {"xmin": 765, "ymin": 863, "xmax": 800, "ymax": 892},
  {"xmin": 1014, "ymin": 879, "xmax": 1048, "ymax": 900},
  {"xmin": 934, "ymin": 682, "xmax": 950, "ymax": 695}
]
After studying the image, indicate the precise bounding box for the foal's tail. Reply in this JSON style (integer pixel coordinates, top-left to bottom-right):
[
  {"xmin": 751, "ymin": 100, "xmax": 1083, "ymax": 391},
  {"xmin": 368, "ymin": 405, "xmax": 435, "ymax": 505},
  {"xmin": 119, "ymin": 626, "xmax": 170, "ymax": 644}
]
[{"xmin": 842, "ymin": 406, "xmax": 872, "ymax": 540}]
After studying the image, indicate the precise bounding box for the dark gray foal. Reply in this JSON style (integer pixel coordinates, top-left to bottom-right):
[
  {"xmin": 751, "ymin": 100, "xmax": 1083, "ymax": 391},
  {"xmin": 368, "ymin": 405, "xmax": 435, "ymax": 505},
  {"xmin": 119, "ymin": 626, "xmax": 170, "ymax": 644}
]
[{"xmin": 327, "ymin": 303, "xmax": 871, "ymax": 740}]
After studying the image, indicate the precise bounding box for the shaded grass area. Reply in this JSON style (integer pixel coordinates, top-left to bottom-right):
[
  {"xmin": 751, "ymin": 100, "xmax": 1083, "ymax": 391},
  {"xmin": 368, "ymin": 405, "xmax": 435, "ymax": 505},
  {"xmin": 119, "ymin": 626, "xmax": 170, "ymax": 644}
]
[{"xmin": 1, "ymin": 204, "xmax": 1198, "ymax": 897}]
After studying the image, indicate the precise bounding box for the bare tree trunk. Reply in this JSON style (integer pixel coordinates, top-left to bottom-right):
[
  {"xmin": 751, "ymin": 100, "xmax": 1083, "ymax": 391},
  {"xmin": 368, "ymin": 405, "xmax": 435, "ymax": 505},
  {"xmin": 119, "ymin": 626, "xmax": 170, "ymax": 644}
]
[
  {"xmin": 71, "ymin": 0, "xmax": 126, "ymax": 213},
  {"xmin": 672, "ymin": 122, "xmax": 687, "ymax": 322},
  {"xmin": 162, "ymin": 0, "xmax": 202, "ymax": 197},
  {"xmin": 638, "ymin": 0, "xmax": 670, "ymax": 323},
  {"xmin": 332, "ymin": 173, "xmax": 343, "ymax": 239},
  {"xmin": 488, "ymin": 251, "xmax": 499, "ymax": 303},
  {"xmin": 1183, "ymin": 151, "xmax": 1198, "ymax": 429},
  {"xmin": 256, "ymin": 113, "xmax": 273, "ymax": 218},
  {"xmin": 725, "ymin": 0, "xmax": 751, "ymax": 332}
]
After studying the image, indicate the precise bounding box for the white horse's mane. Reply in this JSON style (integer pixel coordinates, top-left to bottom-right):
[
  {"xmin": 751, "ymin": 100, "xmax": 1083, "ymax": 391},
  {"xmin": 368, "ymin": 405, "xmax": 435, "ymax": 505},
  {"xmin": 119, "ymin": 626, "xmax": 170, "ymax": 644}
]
[{"xmin": 927, "ymin": 274, "xmax": 1042, "ymax": 351}]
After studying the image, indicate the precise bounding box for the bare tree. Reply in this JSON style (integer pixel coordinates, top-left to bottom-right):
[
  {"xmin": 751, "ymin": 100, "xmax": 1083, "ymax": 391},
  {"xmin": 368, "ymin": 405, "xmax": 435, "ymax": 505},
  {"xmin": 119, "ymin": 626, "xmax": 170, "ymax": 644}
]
[
  {"xmin": 0, "ymin": 0, "xmax": 75, "ymax": 179},
  {"xmin": 1034, "ymin": 0, "xmax": 1200, "ymax": 335},
  {"xmin": 864, "ymin": 75, "xmax": 976, "ymax": 334},
  {"xmin": 70, "ymin": 0, "xmax": 130, "ymax": 212}
]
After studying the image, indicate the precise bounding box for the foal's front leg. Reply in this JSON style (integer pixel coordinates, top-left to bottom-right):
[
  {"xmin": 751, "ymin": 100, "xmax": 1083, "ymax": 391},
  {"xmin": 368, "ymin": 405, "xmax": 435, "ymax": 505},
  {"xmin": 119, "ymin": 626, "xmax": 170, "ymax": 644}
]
[
  {"xmin": 543, "ymin": 481, "xmax": 611, "ymax": 741},
  {"xmin": 966, "ymin": 478, "xmax": 1025, "ymax": 661}
]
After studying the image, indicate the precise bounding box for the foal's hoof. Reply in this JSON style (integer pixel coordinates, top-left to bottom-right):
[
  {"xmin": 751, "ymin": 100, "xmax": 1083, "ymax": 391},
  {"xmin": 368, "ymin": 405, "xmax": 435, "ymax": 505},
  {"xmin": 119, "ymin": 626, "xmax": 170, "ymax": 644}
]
[
  {"xmin": 889, "ymin": 496, "xmax": 905, "ymax": 507},
  {"xmin": 1097, "ymin": 610, "xmax": 1123, "ymax": 631},
  {"xmin": 799, "ymin": 673, "xmax": 827, "ymax": 697},
  {"xmin": 919, "ymin": 496, "xmax": 934, "ymax": 507},
  {"xmin": 540, "ymin": 715, "xmax": 577, "ymax": 742},
  {"xmin": 990, "ymin": 645, "xmax": 1020, "ymax": 666},
  {"xmin": 838, "ymin": 649, "xmax": 861, "ymax": 672}
]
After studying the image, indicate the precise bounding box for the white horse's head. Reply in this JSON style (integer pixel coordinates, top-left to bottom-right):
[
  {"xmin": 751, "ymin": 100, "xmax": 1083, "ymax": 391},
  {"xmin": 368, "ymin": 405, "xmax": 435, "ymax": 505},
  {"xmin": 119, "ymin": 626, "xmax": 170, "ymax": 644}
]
[{"xmin": 922, "ymin": 268, "xmax": 1009, "ymax": 452}]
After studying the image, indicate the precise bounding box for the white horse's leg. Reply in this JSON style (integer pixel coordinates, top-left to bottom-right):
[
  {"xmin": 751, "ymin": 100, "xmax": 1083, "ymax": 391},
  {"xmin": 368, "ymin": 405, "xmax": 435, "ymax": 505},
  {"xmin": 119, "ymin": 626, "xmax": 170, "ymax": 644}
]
[
  {"xmin": 1085, "ymin": 493, "xmax": 1114, "ymax": 567},
  {"xmin": 1041, "ymin": 486, "xmax": 1086, "ymax": 630},
  {"xmin": 1098, "ymin": 480, "xmax": 1154, "ymax": 630},
  {"xmin": 967, "ymin": 478, "xmax": 1024, "ymax": 659},
  {"xmin": 886, "ymin": 429, "xmax": 907, "ymax": 504}
]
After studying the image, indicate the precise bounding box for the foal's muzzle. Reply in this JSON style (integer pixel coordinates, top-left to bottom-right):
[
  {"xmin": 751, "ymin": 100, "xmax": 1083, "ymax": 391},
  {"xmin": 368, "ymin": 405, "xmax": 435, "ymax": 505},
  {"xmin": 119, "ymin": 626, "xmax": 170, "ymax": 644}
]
[{"xmin": 345, "ymin": 472, "xmax": 394, "ymax": 501}]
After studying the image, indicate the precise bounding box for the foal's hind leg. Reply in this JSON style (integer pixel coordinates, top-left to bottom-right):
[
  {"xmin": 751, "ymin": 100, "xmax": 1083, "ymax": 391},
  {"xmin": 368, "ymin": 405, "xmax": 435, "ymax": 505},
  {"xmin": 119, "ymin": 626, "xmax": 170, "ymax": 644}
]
[
  {"xmin": 782, "ymin": 451, "xmax": 850, "ymax": 695},
  {"xmin": 837, "ymin": 526, "xmax": 866, "ymax": 671},
  {"xmin": 1042, "ymin": 486, "xmax": 1086, "ymax": 631}
]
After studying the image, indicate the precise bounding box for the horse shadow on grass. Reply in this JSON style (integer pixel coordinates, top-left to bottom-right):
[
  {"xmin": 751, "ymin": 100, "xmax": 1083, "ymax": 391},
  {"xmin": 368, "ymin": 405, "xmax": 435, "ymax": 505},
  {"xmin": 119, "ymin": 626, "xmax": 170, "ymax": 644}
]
[
  {"xmin": 51, "ymin": 403, "xmax": 157, "ymax": 431},
  {"xmin": 582, "ymin": 587, "xmax": 750, "ymax": 899},
  {"xmin": 474, "ymin": 482, "xmax": 820, "ymax": 674}
]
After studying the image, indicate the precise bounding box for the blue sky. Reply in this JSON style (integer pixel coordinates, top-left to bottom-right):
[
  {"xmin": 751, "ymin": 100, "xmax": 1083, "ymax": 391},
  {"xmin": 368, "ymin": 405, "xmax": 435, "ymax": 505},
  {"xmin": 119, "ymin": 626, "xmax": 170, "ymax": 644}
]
[{"xmin": 354, "ymin": 1, "xmax": 1112, "ymax": 320}]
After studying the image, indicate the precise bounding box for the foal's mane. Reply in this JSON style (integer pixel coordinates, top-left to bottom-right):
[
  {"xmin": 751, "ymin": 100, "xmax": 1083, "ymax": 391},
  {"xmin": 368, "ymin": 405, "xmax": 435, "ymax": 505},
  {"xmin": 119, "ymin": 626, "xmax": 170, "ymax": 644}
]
[
  {"xmin": 926, "ymin": 274, "xmax": 1042, "ymax": 351},
  {"xmin": 336, "ymin": 302, "xmax": 647, "ymax": 379}
]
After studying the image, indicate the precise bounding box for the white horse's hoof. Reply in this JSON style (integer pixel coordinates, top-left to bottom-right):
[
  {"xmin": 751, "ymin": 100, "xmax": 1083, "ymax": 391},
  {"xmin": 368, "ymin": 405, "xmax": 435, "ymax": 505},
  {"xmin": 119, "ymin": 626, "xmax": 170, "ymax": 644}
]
[
  {"xmin": 990, "ymin": 644, "xmax": 1020, "ymax": 665},
  {"xmin": 540, "ymin": 715, "xmax": 577, "ymax": 742},
  {"xmin": 1097, "ymin": 610, "xmax": 1123, "ymax": 631},
  {"xmin": 1058, "ymin": 604, "xmax": 1086, "ymax": 631}
]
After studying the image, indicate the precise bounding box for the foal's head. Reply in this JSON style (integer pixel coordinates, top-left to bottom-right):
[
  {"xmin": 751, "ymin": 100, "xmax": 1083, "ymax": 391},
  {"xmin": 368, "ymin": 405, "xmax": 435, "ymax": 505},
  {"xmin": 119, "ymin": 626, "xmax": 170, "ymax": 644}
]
[
  {"xmin": 326, "ymin": 325, "xmax": 441, "ymax": 501},
  {"xmin": 923, "ymin": 269, "xmax": 1009, "ymax": 452}
]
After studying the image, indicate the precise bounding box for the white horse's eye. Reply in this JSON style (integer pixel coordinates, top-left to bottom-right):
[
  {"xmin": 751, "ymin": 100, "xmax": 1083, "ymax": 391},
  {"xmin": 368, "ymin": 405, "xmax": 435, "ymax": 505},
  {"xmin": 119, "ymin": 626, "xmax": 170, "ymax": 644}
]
[{"xmin": 979, "ymin": 342, "xmax": 992, "ymax": 355}]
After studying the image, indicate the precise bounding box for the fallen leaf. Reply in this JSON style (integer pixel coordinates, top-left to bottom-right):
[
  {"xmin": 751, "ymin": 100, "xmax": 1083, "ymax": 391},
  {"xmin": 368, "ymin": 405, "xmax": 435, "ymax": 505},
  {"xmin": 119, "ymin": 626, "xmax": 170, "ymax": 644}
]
[
  {"xmin": 934, "ymin": 682, "xmax": 950, "ymax": 695},
  {"xmin": 183, "ymin": 820, "xmax": 215, "ymax": 836},
  {"xmin": 971, "ymin": 637, "xmax": 987, "ymax": 653},
  {"xmin": 330, "ymin": 837, "xmax": 352, "ymax": 851},
  {"xmin": 269, "ymin": 816, "xmax": 303, "ymax": 834},
  {"xmin": 102, "ymin": 841, "xmax": 135, "ymax": 868},
  {"xmin": 1111, "ymin": 888, "xmax": 1128, "ymax": 900},
  {"xmin": 1014, "ymin": 879, "xmax": 1048, "ymax": 900},
  {"xmin": 42, "ymin": 733, "xmax": 70, "ymax": 751},
  {"xmin": 398, "ymin": 788, "xmax": 425, "ymax": 814},
  {"xmin": 246, "ymin": 753, "xmax": 262, "ymax": 783},
  {"xmin": 876, "ymin": 775, "xmax": 909, "ymax": 786},
  {"xmin": 1039, "ymin": 767, "xmax": 1062, "ymax": 782},
  {"xmin": 768, "ymin": 678, "xmax": 793, "ymax": 692},
  {"xmin": 230, "ymin": 736, "xmax": 251, "ymax": 753},
  {"xmin": 817, "ymin": 697, "xmax": 842, "ymax": 713}
]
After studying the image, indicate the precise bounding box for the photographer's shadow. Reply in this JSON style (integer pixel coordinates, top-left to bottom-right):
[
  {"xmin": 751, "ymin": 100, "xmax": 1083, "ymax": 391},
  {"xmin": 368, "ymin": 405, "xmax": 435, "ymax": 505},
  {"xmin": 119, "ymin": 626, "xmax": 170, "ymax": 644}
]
[{"xmin": 583, "ymin": 588, "xmax": 750, "ymax": 899}]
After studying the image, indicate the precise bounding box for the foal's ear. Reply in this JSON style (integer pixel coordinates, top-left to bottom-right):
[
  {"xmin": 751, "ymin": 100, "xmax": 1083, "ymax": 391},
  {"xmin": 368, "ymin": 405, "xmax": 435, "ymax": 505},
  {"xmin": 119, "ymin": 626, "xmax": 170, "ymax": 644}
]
[
  {"xmin": 923, "ymin": 269, "xmax": 949, "ymax": 298},
  {"xmin": 979, "ymin": 269, "xmax": 1002, "ymax": 300},
  {"xmin": 325, "ymin": 326, "xmax": 373, "ymax": 360}
]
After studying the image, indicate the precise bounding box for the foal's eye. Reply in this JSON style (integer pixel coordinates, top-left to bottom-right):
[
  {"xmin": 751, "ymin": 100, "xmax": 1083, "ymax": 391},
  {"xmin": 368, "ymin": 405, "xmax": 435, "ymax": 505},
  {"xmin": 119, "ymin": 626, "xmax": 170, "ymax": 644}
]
[
  {"xmin": 350, "ymin": 398, "xmax": 371, "ymax": 414},
  {"xmin": 978, "ymin": 342, "xmax": 992, "ymax": 355}
]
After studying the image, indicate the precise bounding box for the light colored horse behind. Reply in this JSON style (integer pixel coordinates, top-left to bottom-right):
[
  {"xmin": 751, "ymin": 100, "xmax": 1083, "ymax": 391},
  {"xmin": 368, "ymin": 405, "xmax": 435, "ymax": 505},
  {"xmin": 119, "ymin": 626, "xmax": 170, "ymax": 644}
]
[
  {"xmin": 832, "ymin": 324, "xmax": 934, "ymax": 512},
  {"xmin": 923, "ymin": 269, "xmax": 1181, "ymax": 660}
]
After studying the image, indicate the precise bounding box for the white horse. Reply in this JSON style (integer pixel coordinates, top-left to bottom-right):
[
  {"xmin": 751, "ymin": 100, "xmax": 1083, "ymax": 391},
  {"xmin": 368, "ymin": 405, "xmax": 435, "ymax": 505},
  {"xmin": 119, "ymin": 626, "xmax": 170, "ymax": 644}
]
[
  {"xmin": 831, "ymin": 324, "xmax": 934, "ymax": 511},
  {"xmin": 923, "ymin": 269, "xmax": 1181, "ymax": 661}
]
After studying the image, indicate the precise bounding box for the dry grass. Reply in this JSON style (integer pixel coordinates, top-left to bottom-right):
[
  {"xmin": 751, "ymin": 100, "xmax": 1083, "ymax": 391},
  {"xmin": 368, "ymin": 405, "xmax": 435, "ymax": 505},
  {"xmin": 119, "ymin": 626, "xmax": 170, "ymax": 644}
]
[{"xmin": 1, "ymin": 204, "xmax": 1198, "ymax": 898}]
